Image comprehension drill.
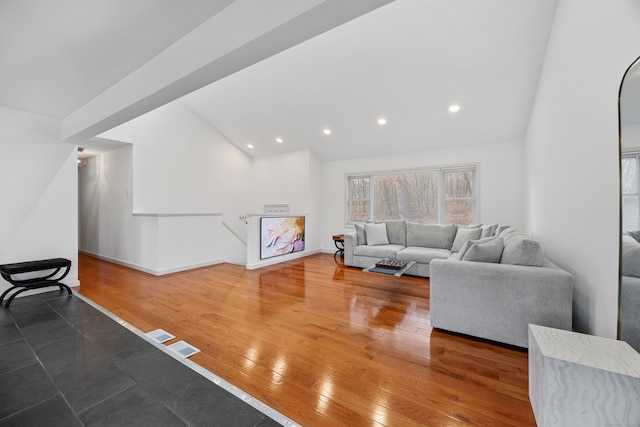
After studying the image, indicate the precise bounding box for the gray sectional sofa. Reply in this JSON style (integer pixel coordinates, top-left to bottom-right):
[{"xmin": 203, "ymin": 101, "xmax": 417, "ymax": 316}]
[
  {"xmin": 621, "ymin": 234, "xmax": 640, "ymax": 353},
  {"xmin": 344, "ymin": 221, "xmax": 574, "ymax": 348}
]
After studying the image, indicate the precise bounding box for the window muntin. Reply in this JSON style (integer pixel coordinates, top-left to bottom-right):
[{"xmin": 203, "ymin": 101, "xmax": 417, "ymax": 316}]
[{"xmin": 347, "ymin": 166, "xmax": 477, "ymax": 225}]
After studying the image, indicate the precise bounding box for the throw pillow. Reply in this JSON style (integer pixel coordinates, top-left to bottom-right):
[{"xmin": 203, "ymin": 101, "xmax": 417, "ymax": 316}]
[
  {"xmin": 354, "ymin": 223, "xmax": 367, "ymax": 246},
  {"xmin": 365, "ymin": 223, "xmax": 389, "ymax": 246},
  {"xmin": 481, "ymin": 223, "xmax": 498, "ymax": 238},
  {"xmin": 462, "ymin": 237, "xmax": 504, "ymax": 263},
  {"xmin": 451, "ymin": 227, "xmax": 483, "ymax": 252},
  {"xmin": 457, "ymin": 236, "xmax": 495, "ymax": 260},
  {"xmin": 500, "ymin": 236, "xmax": 545, "ymax": 267}
]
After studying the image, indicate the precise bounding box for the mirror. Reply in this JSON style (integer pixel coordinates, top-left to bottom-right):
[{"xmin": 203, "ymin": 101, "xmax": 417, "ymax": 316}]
[{"xmin": 619, "ymin": 56, "xmax": 640, "ymax": 352}]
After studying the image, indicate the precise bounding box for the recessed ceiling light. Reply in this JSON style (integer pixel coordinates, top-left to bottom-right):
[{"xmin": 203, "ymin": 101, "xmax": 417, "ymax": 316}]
[
  {"xmin": 247, "ymin": 144, "xmax": 254, "ymax": 149},
  {"xmin": 323, "ymin": 128, "xmax": 331, "ymax": 135},
  {"xmin": 377, "ymin": 118, "xmax": 387, "ymax": 125},
  {"xmin": 449, "ymin": 104, "xmax": 461, "ymax": 113},
  {"xmin": 276, "ymin": 138, "xmax": 283, "ymax": 143}
]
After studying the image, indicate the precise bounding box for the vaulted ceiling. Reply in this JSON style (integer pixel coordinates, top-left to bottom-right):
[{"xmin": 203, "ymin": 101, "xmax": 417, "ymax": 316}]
[{"xmin": 0, "ymin": 0, "xmax": 563, "ymax": 162}]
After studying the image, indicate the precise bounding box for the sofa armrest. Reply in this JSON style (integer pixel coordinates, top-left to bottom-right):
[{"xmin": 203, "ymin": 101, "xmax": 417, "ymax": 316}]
[
  {"xmin": 429, "ymin": 259, "xmax": 573, "ymax": 347},
  {"xmin": 344, "ymin": 232, "xmax": 357, "ymax": 266}
]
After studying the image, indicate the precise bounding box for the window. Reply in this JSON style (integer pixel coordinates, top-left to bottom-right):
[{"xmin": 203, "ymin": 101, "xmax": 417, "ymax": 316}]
[
  {"xmin": 622, "ymin": 152, "xmax": 640, "ymax": 231},
  {"xmin": 347, "ymin": 166, "xmax": 477, "ymax": 225}
]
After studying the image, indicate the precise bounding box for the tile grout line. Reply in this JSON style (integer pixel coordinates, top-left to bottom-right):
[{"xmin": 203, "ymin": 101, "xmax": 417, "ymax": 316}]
[{"xmin": 73, "ymin": 292, "xmax": 300, "ymax": 427}]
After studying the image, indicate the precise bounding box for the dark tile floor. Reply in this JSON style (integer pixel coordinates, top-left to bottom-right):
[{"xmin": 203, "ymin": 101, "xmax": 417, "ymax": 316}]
[{"xmin": 0, "ymin": 291, "xmax": 287, "ymax": 427}]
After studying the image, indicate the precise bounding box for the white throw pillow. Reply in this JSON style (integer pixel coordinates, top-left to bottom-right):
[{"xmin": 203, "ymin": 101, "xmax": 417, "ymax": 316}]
[{"xmin": 365, "ymin": 223, "xmax": 389, "ymax": 246}]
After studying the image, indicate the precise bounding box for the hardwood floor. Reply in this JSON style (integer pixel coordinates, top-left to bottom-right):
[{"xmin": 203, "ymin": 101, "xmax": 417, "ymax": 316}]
[{"xmin": 78, "ymin": 253, "xmax": 536, "ymax": 426}]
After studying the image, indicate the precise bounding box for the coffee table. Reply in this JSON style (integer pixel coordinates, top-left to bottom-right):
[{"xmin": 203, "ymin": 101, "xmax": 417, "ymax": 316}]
[{"xmin": 364, "ymin": 259, "xmax": 416, "ymax": 276}]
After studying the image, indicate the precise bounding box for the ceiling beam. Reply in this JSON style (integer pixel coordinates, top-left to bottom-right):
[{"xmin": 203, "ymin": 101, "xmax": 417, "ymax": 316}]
[{"xmin": 61, "ymin": 0, "xmax": 393, "ymax": 143}]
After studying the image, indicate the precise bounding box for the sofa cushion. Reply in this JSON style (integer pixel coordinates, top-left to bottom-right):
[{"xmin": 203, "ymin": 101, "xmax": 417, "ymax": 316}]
[
  {"xmin": 451, "ymin": 227, "xmax": 483, "ymax": 252},
  {"xmin": 380, "ymin": 220, "xmax": 407, "ymax": 246},
  {"xmin": 397, "ymin": 247, "xmax": 451, "ymax": 264},
  {"xmin": 481, "ymin": 223, "xmax": 498, "ymax": 238},
  {"xmin": 365, "ymin": 223, "xmax": 389, "ymax": 246},
  {"xmin": 457, "ymin": 236, "xmax": 495, "ymax": 260},
  {"xmin": 500, "ymin": 236, "xmax": 545, "ymax": 267},
  {"xmin": 462, "ymin": 237, "xmax": 504, "ymax": 263},
  {"xmin": 406, "ymin": 223, "xmax": 457, "ymax": 249},
  {"xmin": 495, "ymin": 225, "xmax": 511, "ymax": 237},
  {"xmin": 354, "ymin": 244, "xmax": 404, "ymax": 259},
  {"xmin": 622, "ymin": 244, "xmax": 640, "ymax": 277},
  {"xmin": 354, "ymin": 223, "xmax": 367, "ymax": 245}
]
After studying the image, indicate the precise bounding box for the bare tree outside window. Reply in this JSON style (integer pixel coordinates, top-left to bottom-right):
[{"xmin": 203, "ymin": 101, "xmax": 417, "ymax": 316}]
[
  {"xmin": 373, "ymin": 172, "xmax": 438, "ymax": 223},
  {"xmin": 349, "ymin": 176, "xmax": 370, "ymax": 222},
  {"xmin": 347, "ymin": 166, "xmax": 476, "ymax": 225},
  {"xmin": 444, "ymin": 169, "xmax": 475, "ymax": 225}
]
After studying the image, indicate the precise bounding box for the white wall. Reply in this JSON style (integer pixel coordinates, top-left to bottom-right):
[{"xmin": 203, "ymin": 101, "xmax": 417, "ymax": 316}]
[
  {"xmin": 0, "ymin": 107, "xmax": 78, "ymax": 294},
  {"xmin": 525, "ymin": 0, "xmax": 640, "ymax": 338},
  {"xmin": 320, "ymin": 140, "xmax": 525, "ymax": 251},
  {"xmin": 81, "ymin": 101, "xmax": 251, "ymax": 272},
  {"xmin": 79, "ymin": 146, "xmax": 160, "ymax": 272},
  {"xmin": 246, "ymin": 149, "xmax": 322, "ymax": 268}
]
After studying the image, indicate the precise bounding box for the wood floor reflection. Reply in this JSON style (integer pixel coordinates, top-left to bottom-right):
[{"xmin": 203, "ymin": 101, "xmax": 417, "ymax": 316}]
[{"xmin": 78, "ymin": 253, "xmax": 535, "ymax": 426}]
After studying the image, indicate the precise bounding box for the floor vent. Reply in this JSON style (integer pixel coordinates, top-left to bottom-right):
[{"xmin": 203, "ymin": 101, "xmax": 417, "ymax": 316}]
[
  {"xmin": 168, "ymin": 340, "xmax": 201, "ymax": 358},
  {"xmin": 146, "ymin": 329, "xmax": 175, "ymax": 343}
]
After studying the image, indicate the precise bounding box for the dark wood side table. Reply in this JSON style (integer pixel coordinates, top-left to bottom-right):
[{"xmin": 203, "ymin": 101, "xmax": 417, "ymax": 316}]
[{"xmin": 332, "ymin": 234, "xmax": 345, "ymax": 258}]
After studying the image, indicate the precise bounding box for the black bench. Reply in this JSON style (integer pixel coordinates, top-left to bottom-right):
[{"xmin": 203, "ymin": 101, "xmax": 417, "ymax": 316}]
[{"xmin": 0, "ymin": 258, "xmax": 72, "ymax": 308}]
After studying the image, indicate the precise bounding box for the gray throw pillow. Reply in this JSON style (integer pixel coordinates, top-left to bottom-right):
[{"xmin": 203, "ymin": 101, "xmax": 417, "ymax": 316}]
[
  {"xmin": 462, "ymin": 237, "xmax": 504, "ymax": 263},
  {"xmin": 481, "ymin": 223, "xmax": 498, "ymax": 238},
  {"xmin": 354, "ymin": 223, "xmax": 367, "ymax": 246},
  {"xmin": 500, "ymin": 236, "xmax": 545, "ymax": 267},
  {"xmin": 380, "ymin": 220, "xmax": 407, "ymax": 246},
  {"xmin": 451, "ymin": 227, "xmax": 483, "ymax": 252},
  {"xmin": 365, "ymin": 223, "xmax": 389, "ymax": 246},
  {"xmin": 457, "ymin": 236, "xmax": 495, "ymax": 260},
  {"xmin": 406, "ymin": 223, "xmax": 457, "ymax": 249}
]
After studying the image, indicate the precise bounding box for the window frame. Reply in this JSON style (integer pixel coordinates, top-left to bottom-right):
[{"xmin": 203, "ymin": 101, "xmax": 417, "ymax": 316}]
[{"xmin": 345, "ymin": 164, "xmax": 479, "ymax": 226}]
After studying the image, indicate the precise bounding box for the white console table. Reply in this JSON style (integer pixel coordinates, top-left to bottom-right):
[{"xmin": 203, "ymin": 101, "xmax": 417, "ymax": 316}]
[{"xmin": 529, "ymin": 324, "xmax": 640, "ymax": 426}]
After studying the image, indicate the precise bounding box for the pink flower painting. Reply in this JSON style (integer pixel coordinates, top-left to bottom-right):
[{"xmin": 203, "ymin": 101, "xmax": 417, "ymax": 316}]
[{"xmin": 260, "ymin": 216, "xmax": 305, "ymax": 259}]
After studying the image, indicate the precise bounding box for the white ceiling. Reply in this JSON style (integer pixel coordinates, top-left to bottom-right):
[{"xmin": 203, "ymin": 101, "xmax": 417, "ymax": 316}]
[
  {"xmin": 0, "ymin": 0, "xmax": 234, "ymax": 119},
  {"xmin": 179, "ymin": 0, "xmax": 559, "ymax": 161},
  {"xmin": 0, "ymin": 0, "xmax": 562, "ymax": 162}
]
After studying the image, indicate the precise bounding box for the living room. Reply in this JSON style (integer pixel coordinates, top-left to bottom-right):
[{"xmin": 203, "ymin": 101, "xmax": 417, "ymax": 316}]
[{"xmin": 2, "ymin": 0, "xmax": 640, "ymax": 425}]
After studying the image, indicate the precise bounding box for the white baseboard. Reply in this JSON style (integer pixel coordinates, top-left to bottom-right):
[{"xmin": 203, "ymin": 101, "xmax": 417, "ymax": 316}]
[{"xmin": 79, "ymin": 250, "xmax": 223, "ymax": 276}]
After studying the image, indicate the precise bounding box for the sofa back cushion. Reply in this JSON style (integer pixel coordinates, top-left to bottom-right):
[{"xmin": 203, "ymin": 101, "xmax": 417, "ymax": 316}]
[
  {"xmin": 380, "ymin": 220, "xmax": 407, "ymax": 246},
  {"xmin": 451, "ymin": 227, "xmax": 483, "ymax": 252},
  {"xmin": 500, "ymin": 235, "xmax": 545, "ymax": 267},
  {"xmin": 407, "ymin": 223, "xmax": 457, "ymax": 249},
  {"xmin": 365, "ymin": 223, "xmax": 389, "ymax": 246},
  {"xmin": 623, "ymin": 244, "xmax": 640, "ymax": 277}
]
